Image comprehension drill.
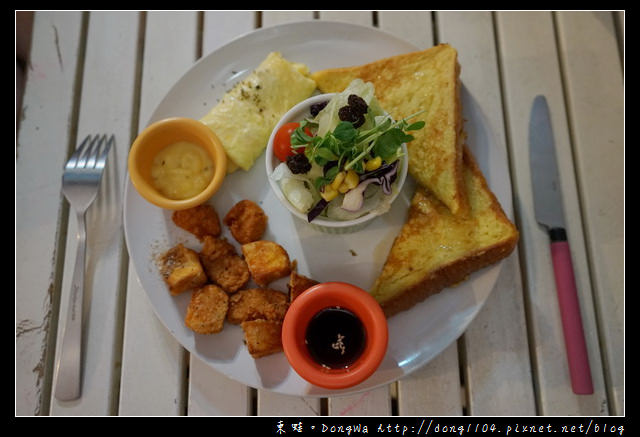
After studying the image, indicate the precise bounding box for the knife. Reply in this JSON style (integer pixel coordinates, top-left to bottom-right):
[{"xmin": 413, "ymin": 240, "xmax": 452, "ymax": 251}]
[{"xmin": 529, "ymin": 95, "xmax": 593, "ymax": 395}]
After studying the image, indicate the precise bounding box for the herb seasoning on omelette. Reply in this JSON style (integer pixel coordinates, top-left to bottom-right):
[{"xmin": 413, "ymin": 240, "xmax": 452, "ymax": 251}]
[{"xmin": 200, "ymin": 52, "xmax": 317, "ymax": 173}]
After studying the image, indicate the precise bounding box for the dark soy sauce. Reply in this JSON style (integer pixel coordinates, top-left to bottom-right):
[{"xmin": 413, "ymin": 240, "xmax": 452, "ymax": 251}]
[{"xmin": 305, "ymin": 306, "xmax": 366, "ymax": 369}]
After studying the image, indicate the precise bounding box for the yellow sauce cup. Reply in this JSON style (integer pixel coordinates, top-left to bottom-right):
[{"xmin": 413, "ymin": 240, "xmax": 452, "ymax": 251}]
[{"xmin": 128, "ymin": 117, "xmax": 227, "ymax": 210}]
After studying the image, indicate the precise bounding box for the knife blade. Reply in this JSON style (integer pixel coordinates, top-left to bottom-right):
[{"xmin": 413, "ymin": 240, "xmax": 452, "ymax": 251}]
[{"xmin": 529, "ymin": 95, "xmax": 593, "ymax": 395}]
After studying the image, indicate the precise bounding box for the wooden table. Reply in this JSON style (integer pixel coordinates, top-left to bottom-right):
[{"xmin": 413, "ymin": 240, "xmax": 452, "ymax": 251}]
[{"xmin": 16, "ymin": 11, "xmax": 624, "ymax": 417}]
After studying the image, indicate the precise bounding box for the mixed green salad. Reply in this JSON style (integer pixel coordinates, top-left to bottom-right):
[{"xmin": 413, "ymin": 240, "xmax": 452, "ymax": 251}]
[{"xmin": 270, "ymin": 79, "xmax": 425, "ymax": 223}]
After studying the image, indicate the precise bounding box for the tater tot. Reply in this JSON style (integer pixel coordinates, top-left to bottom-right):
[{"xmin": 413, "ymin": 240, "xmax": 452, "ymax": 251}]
[
  {"xmin": 241, "ymin": 319, "xmax": 283, "ymax": 358},
  {"xmin": 172, "ymin": 204, "xmax": 221, "ymax": 240},
  {"xmin": 159, "ymin": 244, "xmax": 208, "ymax": 295},
  {"xmin": 223, "ymin": 199, "xmax": 268, "ymax": 244},
  {"xmin": 185, "ymin": 284, "xmax": 229, "ymax": 334},
  {"xmin": 241, "ymin": 240, "xmax": 291, "ymax": 287},
  {"xmin": 199, "ymin": 235, "xmax": 249, "ymax": 293},
  {"xmin": 227, "ymin": 288, "xmax": 289, "ymax": 324},
  {"xmin": 287, "ymin": 270, "xmax": 319, "ymax": 303}
]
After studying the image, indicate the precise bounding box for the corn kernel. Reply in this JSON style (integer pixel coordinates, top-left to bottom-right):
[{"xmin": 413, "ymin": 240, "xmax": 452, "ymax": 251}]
[
  {"xmin": 338, "ymin": 182, "xmax": 350, "ymax": 193},
  {"xmin": 320, "ymin": 184, "xmax": 339, "ymax": 201},
  {"xmin": 365, "ymin": 156, "xmax": 382, "ymax": 171},
  {"xmin": 344, "ymin": 170, "xmax": 359, "ymax": 189},
  {"xmin": 330, "ymin": 171, "xmax": 346, "ymax": 190}
]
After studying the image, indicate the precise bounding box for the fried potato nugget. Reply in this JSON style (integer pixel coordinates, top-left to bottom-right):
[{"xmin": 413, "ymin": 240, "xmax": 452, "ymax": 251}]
[
  {"xmin": 159, "ymin": 244, "xmax": 208, "ymax": 295},
  {"xmin": 185, "ymin": 284, "xmax": 229, "ymax": 334},
  {"xmin": 200, "ymin": 234, "xmax": 236, "ymax": 258},
  {"xmin": 227, "ymin": 288, "xmax": 289, "ymax": 324},
  {"xmin": 287, "ymin": 270, "xmax": 319, "ymax": 303},
  {"xmin": 199, "ymin": 236, "xmax": 249, "ymax": 294},
  {"xmin": 241, "ymin": 240, "xmax": 291, "ymax": 287},
  {"xmin": 241, "ymin": 319, "xmax": 283, "ymax": 358},
  {"xmin": 223, "ymin": 199, "xmax": 268, "ymax": 244},
  {"xmin": 172, "ymin": 204, "xmax": 221, "ymax": 241}
]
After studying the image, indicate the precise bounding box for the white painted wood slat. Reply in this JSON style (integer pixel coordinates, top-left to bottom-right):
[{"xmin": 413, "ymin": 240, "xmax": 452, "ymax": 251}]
[
  {"xmin": 397, "ymin": 344, "xmax": 463, "ymax": 416},
  {"xmin": 554, "ymin": 11, "xmax": 624, "ymax": 415},
  {"xmin": 496, "ymin": 11, "xmax": 607, "ymax": 415},
  {"xmin": 201, "ymin": 10, "xmax": 256, "ymax": 54},
  {"xmin": 118, "ymin": 11, "xmax": 199, "ymax": 416},
  {"xmin": 16, "ymin": 11, "xmax": 84, "ymax": 416},
  {"xmin": 258, "ymin": 392, "xmax": 323, "ymax": 417},
  {"xmin": 188, "ymin": 357, "xmax": 252, "ymax": 416},
  {"xmin": 328, "ymin": 386, "xmax": 392, "ymax": 416},
  {"xmin": 378, "ymin": 10, "xmax": 433, "ymax": 50},
  {"xmin": 261, "ymin": 10, "xmax": 314, "ymax": 27},
  {"xmin": 49, "ymin": 11, "xmax": 139, "ymax": 415},
  {"xmin": 319, "ymin": 10, "xmax": 372, "ymax": 27}
]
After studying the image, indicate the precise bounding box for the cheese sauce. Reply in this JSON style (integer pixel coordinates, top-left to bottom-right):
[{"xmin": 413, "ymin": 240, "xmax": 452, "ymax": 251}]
[{"xmin": 151, "ymin": 141, "xmax": 214, "ymax": 200}]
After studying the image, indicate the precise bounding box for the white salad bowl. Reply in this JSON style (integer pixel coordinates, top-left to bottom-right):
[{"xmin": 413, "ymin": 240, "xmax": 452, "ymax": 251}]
[{"xmin": 265, "ymin": 93, "xmax": 409, "ymax": 234}]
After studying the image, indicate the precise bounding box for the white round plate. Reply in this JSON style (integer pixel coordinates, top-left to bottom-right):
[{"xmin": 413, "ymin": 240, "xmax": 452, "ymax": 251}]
[{"xmin": 123, "ymin": 21, "xmax": 513, "ymax": 397}]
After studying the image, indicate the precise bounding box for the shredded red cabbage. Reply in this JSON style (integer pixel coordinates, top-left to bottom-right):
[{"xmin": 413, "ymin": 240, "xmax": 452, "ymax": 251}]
[
  {"xmin": 359, "ymin": 160, "xmax": 399, "ymax": 195},
  {"xmin": 341, "ymin": 161, "xmax": 399, "ymax": 212},
  {"xmin": 307, "ymin": 198, "xmax": 329, "ymax": 222}
]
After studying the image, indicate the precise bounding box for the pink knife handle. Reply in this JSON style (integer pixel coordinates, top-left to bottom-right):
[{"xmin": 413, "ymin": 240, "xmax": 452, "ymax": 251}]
[{"xmin": 550, "ymin": 239, "xmax": 594, "ymax": 394}]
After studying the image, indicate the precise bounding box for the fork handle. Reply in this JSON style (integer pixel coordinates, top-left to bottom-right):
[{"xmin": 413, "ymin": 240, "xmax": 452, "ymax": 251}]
[{"xmin": 54, "ymin": 210, "xmax": 87, "ymax": 401}]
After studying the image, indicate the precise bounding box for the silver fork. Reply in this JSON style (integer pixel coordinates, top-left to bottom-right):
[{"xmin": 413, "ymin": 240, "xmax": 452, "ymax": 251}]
[{"xmin": 54, "ymin": 134, "xmax": 114, "ymax": 401}]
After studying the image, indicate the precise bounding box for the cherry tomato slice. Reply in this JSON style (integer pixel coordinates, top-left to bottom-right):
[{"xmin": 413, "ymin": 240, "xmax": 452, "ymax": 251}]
[{"xmin": 273, "ymin": 122, "xmax": 311, "ymax": 162}]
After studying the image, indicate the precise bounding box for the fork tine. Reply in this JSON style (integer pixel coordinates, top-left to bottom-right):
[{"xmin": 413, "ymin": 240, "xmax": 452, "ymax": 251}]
[
  {"xmin": 85, "ymin": 134, "xmax": 107, "ymax": 169},
  {"xmin": 95, "ymin": 134, "xmax": 114, "ymax": 170},
  {"xmin": 76, "ymin": 135, "xmax": 101, "ymax": 168},
  {"xmin": 65, "ymin": 135, "xmax": 92, "ymax": 169}
]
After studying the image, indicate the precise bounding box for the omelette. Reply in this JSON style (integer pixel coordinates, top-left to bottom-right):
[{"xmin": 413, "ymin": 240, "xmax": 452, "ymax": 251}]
[
  {"xmin": 200, "ymin": 52, "xmax": 317, "ymax": 173},
  {"xmin": 311, "ymin": 44, "xmax": 467, "ymax": 215}
]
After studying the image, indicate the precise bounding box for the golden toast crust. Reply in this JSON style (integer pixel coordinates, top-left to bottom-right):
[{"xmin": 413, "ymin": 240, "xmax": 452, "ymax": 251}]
[
  {"xmin": 370, "ymin": 147, "xmax": 518, "ymax": 317},
  {"xmin": 311, "ymin": 44, "xmax": 467, "ymax": 215},
  {"xmin": 380, "ymin": 232, "xmax": 517, "ymax": 317}
]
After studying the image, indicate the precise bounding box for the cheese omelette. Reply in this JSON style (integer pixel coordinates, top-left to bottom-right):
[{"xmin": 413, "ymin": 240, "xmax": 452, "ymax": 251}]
[
  {"xmin": 200, "ymin": 52, "xmax": 317, "ymax": 173},
  {"xmin": 311, "ymin": 44, "xmax": 467, "ymax": 215}
]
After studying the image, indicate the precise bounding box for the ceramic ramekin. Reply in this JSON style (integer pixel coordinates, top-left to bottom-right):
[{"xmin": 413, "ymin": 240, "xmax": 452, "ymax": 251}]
[
  {"xmin": 281, "ymin": 282, "xmax": 388, "ymax": 390},
  {"xmin": 128, "ymin": 117, "xmax": 227, "ymax": 210},
  {"xmin": 265, "ymin": 93, "xmax": 408, "ymax": 233}
]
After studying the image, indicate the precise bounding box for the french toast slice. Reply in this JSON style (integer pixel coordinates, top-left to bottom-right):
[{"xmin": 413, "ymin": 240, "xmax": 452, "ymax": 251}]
[
  {"xmin": 369, "ymin": 147, "xmax": 518, "ymax": 317},
  {"xmin": 311, "ymin": 44, "xmax": 467, "ymax": 215}
]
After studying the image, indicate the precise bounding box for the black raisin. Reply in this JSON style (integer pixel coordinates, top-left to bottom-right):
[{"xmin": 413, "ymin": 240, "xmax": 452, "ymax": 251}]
[
  {"xmin": 286, "ymin": 153, "xmax": 312, "ymax": 174},
  {"xmin": 338, "ymin": 105, "xmax": 357, "ymax": 123},
  {"xmin": 310, "ymin": 101, "xmax": 328, "ymax": 117},
  {"xmin": 338, "ymin": 105, "xmax": 366, "ymax": 128},
  {"xmin": 348, "ymin": 94, "xmax": 368, "ymax": 116}
]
